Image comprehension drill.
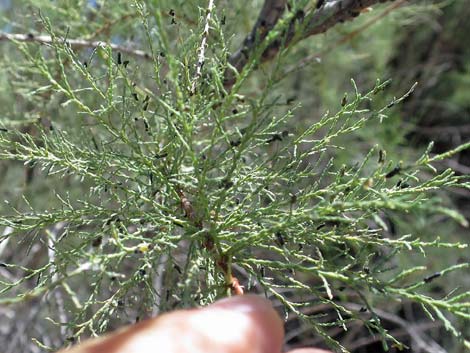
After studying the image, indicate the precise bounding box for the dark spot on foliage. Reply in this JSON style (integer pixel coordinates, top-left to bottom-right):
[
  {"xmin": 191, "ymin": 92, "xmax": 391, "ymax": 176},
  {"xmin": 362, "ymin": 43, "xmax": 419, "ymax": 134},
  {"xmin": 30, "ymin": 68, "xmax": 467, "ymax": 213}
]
[
  {"xmin": 266, "ymin": 133, "xmax": 283, "ymax": 144},
  {"xmin": 378, "ymin": 149, "xmax": 385, "ymax": 163},
  {"xmin": 173, "ymin": 264, "xmax": 182, "ymax": 274},
  {"xmin": 155, "ymin": 152, "xmax": 168, "ymax": 159},
  {"xmin": 290, "ymin": 193, "xmax": 297, "ymax": 204},
  {"xmin": 385, "ymin": 165, "xmax": 401, "ymax": 178},
  {"xmin": 424, "ymin": 272, "xmax": 441, "ymax": 283},
  {"xmin": 92, "ymin": 236, "xmax": 102, "ymax": 247},
  {"xmin": 230, "ymin": 139, "xmax": 241, "ymax": 147},
  {"xmin": 123, "ymin": 60, "xmax": 130, "ymax": 68},
  {"xmin": 117, "ymin": 52, "xmax": 122, "ymax": 65},
  {"xmin": 275, "ymin": 231, "xmax": 285, "ymax": 247},
  {"xmin": 286, "ymin": 96, "xmax": 296, "ymax": 104},
  {"xmin": 132, "ymin": 93, "xmax": 139, "ymax": 101},
  {"xmin": 220, "ymin": 179, "xmax": 234, "ymax": 189}
]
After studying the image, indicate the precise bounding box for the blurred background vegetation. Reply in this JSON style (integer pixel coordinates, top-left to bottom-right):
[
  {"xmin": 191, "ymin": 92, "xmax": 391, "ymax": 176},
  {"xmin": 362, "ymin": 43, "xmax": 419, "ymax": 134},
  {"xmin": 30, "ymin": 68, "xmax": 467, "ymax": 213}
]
[{"xmin": 0, "ymin": 0, "xmax": 468, "ymax": 352}]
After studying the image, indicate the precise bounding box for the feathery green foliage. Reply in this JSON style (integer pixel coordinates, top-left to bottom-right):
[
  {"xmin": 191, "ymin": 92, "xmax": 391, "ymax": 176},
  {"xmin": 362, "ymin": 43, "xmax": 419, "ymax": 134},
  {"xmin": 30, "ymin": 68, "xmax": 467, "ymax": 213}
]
[{"xmin": 0, "ymin": 1, "xmax": 469, "ymax": 352}]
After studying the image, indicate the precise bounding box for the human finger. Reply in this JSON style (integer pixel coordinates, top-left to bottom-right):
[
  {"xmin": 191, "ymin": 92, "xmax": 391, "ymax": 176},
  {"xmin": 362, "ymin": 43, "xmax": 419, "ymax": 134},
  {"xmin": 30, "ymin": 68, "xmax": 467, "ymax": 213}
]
[{"xmin": 57, "ymin": 294, "xmax": 284, "ymax": 353}]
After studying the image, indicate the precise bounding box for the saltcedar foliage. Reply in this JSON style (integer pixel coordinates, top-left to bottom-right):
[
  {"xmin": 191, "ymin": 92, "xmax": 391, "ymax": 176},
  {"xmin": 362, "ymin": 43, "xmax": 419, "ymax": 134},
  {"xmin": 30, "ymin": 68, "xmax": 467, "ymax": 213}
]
[{"xmin": 0, "ymin": 1, "xmax": 469, "ymax": 352}]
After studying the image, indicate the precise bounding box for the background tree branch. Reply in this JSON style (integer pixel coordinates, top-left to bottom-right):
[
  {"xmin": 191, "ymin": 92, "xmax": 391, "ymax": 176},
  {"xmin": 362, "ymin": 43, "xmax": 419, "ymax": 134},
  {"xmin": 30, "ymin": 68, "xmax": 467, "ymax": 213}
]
[{"xmin": 225, "ymin": 0, "xmax": 395, "ymax": 89}]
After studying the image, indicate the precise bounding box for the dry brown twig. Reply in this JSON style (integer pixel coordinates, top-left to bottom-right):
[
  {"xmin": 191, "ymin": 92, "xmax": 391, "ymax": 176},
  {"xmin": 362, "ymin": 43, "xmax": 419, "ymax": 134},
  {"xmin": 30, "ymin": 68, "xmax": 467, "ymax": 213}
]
[{"xmin": 224, "ymin": 0, "xmax": 399, "ymax": 89}]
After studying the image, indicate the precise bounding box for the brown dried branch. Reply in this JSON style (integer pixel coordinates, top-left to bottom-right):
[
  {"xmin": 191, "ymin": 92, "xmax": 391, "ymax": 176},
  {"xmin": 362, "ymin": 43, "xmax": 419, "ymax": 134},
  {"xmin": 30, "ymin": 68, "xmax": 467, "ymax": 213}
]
[
  {"xmin": 225, "ymin": 0, "xmax": 397, "ymax": 89},
  {"xmin": 224, "ymin": 0, "xmax": 288, "ymax": 88}
]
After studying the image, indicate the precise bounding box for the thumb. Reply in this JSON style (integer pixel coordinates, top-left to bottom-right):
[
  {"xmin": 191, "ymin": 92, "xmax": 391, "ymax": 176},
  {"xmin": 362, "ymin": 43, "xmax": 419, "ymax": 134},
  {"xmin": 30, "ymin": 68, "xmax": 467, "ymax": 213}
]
[{"xmin": 58, "ymin": 295, "xmax": 284, "ymax": 353}]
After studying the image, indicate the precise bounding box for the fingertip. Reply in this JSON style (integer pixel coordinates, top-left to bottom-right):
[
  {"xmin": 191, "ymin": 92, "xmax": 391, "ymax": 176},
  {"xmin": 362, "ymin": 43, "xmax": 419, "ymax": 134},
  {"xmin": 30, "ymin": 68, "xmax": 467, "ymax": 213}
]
[
  {"xmin": 287, "ymin": 349, "xmax": 333, "ymax": 353},
  {"xmin": 206, "ymin": 294, "xmax": 285, "ymax": 353}
]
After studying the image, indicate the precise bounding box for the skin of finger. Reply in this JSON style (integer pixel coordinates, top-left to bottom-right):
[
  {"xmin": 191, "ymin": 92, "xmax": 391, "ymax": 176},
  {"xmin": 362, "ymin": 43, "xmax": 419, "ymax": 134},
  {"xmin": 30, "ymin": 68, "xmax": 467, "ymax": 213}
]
[
  {"xmin": 287, "ymin": 349, "xmax": 333, "ymax": 353},
  {"xmin": 56, "ymin": 295, "xmax": 284, "ymax": 353}
]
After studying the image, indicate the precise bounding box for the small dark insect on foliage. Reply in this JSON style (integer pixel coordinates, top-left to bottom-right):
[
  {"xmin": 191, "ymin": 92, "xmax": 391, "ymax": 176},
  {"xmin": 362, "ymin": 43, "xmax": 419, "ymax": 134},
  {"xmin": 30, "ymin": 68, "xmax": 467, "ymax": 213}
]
[
  {"xmin": 169, "ymin": 9, "xmax": 175, "ymax": 16},
  {"xmin": 230, "ymin": 139, "xmax": 241, "ymax": 147},
  {"xmin": 220, "ymin": 179, "xmax": 234, "ymax": 189},
  {"xmin": 359, "ymin": 307, "xmax": 367, "ymax": 312},
  {"xmin": 378, "ymin": 149, "xmax": 385, "ymax": 164},
  {"xmin": 138, "ymin": 269, "xmax": 146, "ymax": 277},
  {"xmin": 260, "ymin": 266, "xmax": 265, "ymax": 277},
  {"xmin": 36, "ymin": 273, "xmax": 42, "ymax": 286},
  {"xmin": 132, "ymin": 93, "xmax": 139, "ymax": 101},
  {"xmin": 341, "ymin": 93, "xmax": 348, "ymax": 106},
  {"xmin": 155, "ymin": 152, "xmax": 168, "ymax": 159},
  {"xmin": 396, "ymin": 179, "xmax": 410, "ymax": 189},
  {"xmin": 173, "ymin": 263, "xmax": 182, "ymax": 274},
  {"xmin": 286, "ymin": 96, "xmax": 297, "ymax": 104},
  {"xmin": 385, "ymin": 165, "xmax": 401, "ymax": 179},
  {"xmin": 123, "ymin": 60, "xmax": 130, "ymax": 68},
  {"xmin": 117, "ymin": 52, "xmax": 122, "ymax": 65},
  {"xmin": 266, "ymin": 131, "xmax": 288, "ymax": 144},
  {"xmin": 92, "ymin": 236, "xmax": 102, "ymax": 247},
  {"xmin": 424, "ymin": 272, "xmax": 441, "ymax": 283},
  {"xmin": 83, "ymin": 61, "xmax": 87, "ymax": 67},
  {"xmin": 221, "ymin": 15, "xmax": 226, "ymax": 25},
  {"xmin": 275, "ymin": 231, "xmax": 285, "ymax": 247}
]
